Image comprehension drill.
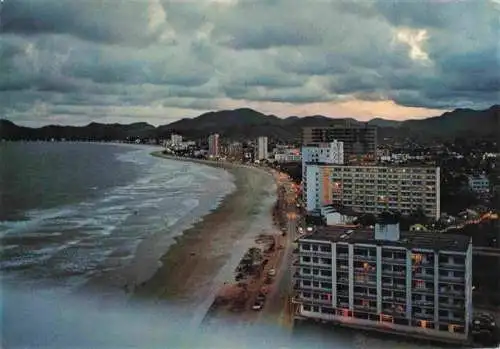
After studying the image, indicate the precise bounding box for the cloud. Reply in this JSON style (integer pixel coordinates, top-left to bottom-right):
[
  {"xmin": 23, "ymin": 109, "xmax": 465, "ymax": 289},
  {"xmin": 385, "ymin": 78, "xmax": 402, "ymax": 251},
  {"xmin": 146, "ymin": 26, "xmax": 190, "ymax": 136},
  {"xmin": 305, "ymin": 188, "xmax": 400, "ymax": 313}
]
[
  {"xmin": 1, "ymin": 0, "xmax": 176, "ymax": 47},
  {"xmin": 1, "ymin": 0, "xmax": 498, "ymax": 126}
]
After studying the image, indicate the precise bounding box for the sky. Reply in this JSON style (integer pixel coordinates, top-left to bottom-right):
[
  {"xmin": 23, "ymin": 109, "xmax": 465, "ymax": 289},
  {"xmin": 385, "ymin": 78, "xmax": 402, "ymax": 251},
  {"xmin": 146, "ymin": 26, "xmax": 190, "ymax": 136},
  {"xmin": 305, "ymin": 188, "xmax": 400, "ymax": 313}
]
[{"xmin": 1, "ymin": 0, "xmax": 499, "ymax": 127}]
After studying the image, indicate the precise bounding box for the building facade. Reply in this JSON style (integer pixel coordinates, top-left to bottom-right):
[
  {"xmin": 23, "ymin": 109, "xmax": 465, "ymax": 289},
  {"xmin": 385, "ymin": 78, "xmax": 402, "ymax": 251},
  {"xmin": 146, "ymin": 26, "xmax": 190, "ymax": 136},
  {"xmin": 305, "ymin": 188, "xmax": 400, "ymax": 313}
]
[
  {"xmin": 467, "ymin": 175, "xmax": 490, "ymax": 194},
  {"xmin": 302, "ymin": 122, "xmax": 377, "ymax": 163},
  {"xmin": 302, "ymin": 142, "xmax": 345, "ymax": 205},
  {"xmin": 208, "ymin": 133, "xmax": 220, "ymax": 157},
  {"xmin": 171, "ymin": 134, "xmax": 183, "ymax": 146},
  {"xmin": 293, "ymin": 221, "xmax": 473, "ymax": 343},
  {"xmin": 304, "ymin": 164, "xmax": 440, "ymax": 220},
  {"xmin": 257, "ymin": 136, "xmax": 269, "ymax": 160}
]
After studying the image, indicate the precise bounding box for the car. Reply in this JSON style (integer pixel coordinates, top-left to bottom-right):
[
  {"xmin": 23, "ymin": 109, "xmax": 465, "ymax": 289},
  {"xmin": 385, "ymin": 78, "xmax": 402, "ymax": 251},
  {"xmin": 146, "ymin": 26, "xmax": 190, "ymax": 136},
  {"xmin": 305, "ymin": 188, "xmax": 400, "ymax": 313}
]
[
  {"xmin": 267, "ymin": 268, "xmax": 276, "ymax": 277},
  {"xmin": 252, "ymin": 301, "xmax": 264, "ymax": 310}
]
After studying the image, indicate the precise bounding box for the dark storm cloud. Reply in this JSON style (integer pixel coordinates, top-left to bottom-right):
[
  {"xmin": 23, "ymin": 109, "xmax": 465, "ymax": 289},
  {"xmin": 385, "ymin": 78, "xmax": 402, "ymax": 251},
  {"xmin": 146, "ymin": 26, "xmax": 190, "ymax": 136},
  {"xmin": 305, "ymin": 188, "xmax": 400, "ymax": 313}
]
[
  {"xmin": 1, "ymin": 0, "xmax": 173, "ymax": 47},
  {"xmin": 1, "ymin": 0, "xmax": 498, "ymax": 126}
]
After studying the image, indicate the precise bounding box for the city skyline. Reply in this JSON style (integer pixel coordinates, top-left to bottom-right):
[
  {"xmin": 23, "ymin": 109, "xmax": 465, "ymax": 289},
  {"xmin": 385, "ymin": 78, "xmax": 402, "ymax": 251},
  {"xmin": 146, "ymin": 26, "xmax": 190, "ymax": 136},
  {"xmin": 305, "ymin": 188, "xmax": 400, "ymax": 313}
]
[{"xmin": 1, "ymin": 0, "xmax": 498, "ymax": 127}]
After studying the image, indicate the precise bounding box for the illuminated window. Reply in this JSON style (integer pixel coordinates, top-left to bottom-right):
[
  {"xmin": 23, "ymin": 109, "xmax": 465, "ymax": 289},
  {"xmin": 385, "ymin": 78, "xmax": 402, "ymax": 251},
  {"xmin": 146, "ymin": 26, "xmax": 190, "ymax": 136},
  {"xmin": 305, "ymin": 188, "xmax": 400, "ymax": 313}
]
[
  {"xmin": 415, "ymin": 280, "xmax": 425, "ymax": 289},
  {"xmin": 412, "ymin": 253, "xmax": 423, "ymax": 264}
]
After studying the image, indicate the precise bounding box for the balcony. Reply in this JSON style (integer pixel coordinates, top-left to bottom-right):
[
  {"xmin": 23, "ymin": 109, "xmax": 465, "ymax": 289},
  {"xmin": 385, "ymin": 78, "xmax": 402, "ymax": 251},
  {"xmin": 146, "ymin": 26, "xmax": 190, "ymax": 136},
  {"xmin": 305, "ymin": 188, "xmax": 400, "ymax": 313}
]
[
  {"xmin": 354, "ymin": 267, "xmax": 376, "ymax": 274},
  {"xmin": 383, "ymin": 257, "xmax": 407, "ymax": 265},
  {"xmin": 413, "ymin": 312, "xmax": 434, "ymax": 320},
  {"xmin": 354, "ymin": 279, "xmax": 377, "ymax": 286},
  {"xmin": 413, "ymin": 273, "xmax": 434, "ymax": 280},
  {"xmin": 439, "ymin": 274, "xmax": 465, "ymax": 283},
  {"xmin": 439, "ymin": 261, "xmax": 465, "ymax": 269},
  {"xmin": 382, "ymin": 270, "xmax": 406, "ymax": 277},
  {"xmin": 383, "ymin": 308, "xmax": 406, "ymax": 316},
  {"xmin": 412, "ymin": 287, "xmax": 434, "ymax": 294},
  {"xmin": 382, "ymin": 283, "xmax": 406, "ymax": 290},
  {"xmin": 300, "ymin": 249, "xmax": 332, "ymax": 257},
  {"xmin": 294, "ymin": 296, "xmax": 332, "ymax": 305},
  {"xmin": 353, "ymin": 292, "xmax": 377, "ymax": 300},
  {"xmin": 412, "ymin": 300, "xmax": 435, "ymax": 308},
  {"xmin": 439, "ymin": 316, "xmax": 466, "ymax": 323},
  {"xmin": 293, "ymin": 272, "xmax": 332, "ymax": 281},
  {"xmin": 354, "ymin": 305, "xmax": 378, "ymax": 313},
  {"xmin": 439, "ymin": 288, "xmax": 465, "ymax": 297},
  {"xmin": 382, "ymin": 296, "xmax": 406, "ymax": 304},
  {"xmin": 353, "ymin": 254, "xmax": 376, "ymax": 261},
  {"xmin": 439, "ymin": 302, "xmax": 464, "ymax": 310},
  {"xmin": 337, "ymin": 277, "xmax": 349, "ymax": 284},
  {"xmin": 337, "ymin": 253, "xmax": 349, "ymax": 259}
]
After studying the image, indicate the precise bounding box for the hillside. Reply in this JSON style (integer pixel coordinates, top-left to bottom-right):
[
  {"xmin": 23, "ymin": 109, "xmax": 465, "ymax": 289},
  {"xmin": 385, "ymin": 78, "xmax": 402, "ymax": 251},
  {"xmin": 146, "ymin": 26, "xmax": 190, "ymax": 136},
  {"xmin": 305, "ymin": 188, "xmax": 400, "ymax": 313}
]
[{"xmin": 1, "ymin": 105, "xmax": 498, "ymax": 142}]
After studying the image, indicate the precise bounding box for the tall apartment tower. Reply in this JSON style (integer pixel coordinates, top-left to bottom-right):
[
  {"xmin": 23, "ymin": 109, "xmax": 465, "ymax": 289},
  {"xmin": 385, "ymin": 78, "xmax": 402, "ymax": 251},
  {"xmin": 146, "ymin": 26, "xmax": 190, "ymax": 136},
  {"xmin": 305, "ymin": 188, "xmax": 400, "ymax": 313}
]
[
  {"xmin": 293, "ymin": 214, "xmax": 473, "ymax": 344},
  {"xmin": 302, "ymin": 121, "xmax": 377, "ymax": 163},
  {"xmin": 301, "ymin": 141, "xmax": 344, "ymax": 200},
  {"xmin": 257, "ymin": 136, "xmax": 268, "ymax": 160},
  {"xmin": 208, "ymin": 133, "xmax": 220, "ymax": 157}
]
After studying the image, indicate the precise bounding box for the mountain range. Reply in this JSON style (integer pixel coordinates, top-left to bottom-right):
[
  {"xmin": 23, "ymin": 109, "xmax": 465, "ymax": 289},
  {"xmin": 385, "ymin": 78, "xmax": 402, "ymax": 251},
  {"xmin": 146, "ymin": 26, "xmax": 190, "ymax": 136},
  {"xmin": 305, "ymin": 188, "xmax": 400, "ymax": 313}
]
[{"xmin": 1, "ymin": 105, "xmax": 498, "ymax": 143}]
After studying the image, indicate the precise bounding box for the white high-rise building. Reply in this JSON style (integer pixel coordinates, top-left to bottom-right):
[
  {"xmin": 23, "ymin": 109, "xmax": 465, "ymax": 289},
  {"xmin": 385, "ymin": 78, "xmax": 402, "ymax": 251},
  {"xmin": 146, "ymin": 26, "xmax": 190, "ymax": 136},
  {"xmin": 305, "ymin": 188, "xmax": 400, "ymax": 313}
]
[
  {"xmin": 293, "ymin": 217, "xmax": 473, "ymax": 344},
  {"xmin": 257, "ymin": 136, "xmax": 268, "ymax": 160},
  {"xmin": 171, "ymin": 134, "xmax": 183, "ymax": 146},
  {"xmin": 208, "ymin": 133, "xmax": 220, "ymax": 157},
  {"xmin": 302, "ymin": 141, "xmax": 344, "ymax": 200}
]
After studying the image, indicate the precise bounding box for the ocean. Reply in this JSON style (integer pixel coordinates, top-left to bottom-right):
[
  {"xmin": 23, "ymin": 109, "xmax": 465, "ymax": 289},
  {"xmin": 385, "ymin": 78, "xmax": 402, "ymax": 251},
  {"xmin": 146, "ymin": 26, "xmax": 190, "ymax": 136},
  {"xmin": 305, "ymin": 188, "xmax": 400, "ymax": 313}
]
[{"xmin": 0, "ymin": 142, "xmax": 235, "ymax": 289}]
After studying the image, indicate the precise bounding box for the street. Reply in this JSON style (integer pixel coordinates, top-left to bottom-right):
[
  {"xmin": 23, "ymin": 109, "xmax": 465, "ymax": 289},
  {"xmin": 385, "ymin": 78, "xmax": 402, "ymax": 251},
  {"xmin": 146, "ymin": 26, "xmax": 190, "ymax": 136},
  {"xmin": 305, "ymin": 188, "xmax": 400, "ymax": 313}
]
[{"xmin": 258, "ymin": 171, "xmax": 301, "ymax": 329}]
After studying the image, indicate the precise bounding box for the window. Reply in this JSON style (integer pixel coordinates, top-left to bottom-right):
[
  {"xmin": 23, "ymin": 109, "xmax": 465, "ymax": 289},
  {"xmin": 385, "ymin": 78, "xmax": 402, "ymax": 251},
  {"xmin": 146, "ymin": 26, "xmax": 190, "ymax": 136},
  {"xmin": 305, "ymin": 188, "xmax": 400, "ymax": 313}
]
[
  {"xmin": 303, "ymin": 305, "xmax": 312, "ymax": 311},
  {"xmin": 312, "ymin": 257, "xmax": 319, "ymax": 263},
  {"xmin": 302, "ymin": 256, "xmax": 311, "ymax": 263},
  {"xmin": 322, "ymin": 307, "xmax": 335, "ymax": 314}
]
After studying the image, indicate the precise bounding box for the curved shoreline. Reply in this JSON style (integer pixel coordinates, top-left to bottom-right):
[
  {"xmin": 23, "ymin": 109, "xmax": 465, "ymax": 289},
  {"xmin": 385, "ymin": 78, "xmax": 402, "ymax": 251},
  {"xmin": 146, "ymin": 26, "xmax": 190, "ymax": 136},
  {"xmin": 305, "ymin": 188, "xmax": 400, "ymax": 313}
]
[{"xmin": 133, "ymin": 153, "xmax": 278, "ymax": 312}]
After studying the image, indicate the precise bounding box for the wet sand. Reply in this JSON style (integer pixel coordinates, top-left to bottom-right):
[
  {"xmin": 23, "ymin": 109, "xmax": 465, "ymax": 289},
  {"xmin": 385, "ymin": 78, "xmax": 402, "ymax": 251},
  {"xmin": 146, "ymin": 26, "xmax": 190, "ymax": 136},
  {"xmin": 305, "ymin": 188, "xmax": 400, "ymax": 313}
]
[{"xmin": 134, "ymin": 154, "xmax": 277, "ymax": 311}]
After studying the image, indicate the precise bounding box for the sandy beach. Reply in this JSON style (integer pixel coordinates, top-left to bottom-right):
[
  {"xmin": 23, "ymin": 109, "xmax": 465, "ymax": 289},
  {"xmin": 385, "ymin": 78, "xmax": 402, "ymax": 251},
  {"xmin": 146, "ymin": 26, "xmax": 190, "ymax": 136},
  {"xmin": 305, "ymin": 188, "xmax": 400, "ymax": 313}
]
[{"xmin": 133, "ymin": 154, "xmax": 278, "ymax": 315}]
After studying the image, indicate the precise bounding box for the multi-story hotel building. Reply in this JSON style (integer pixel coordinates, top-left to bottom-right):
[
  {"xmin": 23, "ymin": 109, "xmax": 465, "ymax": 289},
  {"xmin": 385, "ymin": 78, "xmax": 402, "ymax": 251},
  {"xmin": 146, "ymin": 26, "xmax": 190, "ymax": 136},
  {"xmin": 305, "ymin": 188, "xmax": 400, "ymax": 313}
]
[
  {"xmin": 293, "ymin": 215, "xmax": 473, "ymax": 344},
  {"xmin": 302, "ymin": 142, "xmax": 344, "ymax": 199},
  {"xmin": 257, "ymin": 136, "xmax": 269, "ymax": 160},
  {"xmin": 208, "ymin": 133, "xmax": 220, "ymax": 157},
  {"xmin": 302, "ymin": 122, "xmax": 377, "ymax": 163},
  {"xmin": 304, "ymin": 164, "xmax": 440, "ymax": 220}
]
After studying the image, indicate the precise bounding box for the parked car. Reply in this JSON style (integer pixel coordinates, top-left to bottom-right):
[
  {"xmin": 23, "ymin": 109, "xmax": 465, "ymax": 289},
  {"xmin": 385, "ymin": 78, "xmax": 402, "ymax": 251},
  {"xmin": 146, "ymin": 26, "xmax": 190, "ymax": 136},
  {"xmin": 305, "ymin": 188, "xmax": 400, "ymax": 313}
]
[
  {"xmin": 252, "ymin": 301, "xmax": 264, "ymax": 310},
  {"xmin": 268, "ymin": 268, "xmax": 276, "ymax": 277}
]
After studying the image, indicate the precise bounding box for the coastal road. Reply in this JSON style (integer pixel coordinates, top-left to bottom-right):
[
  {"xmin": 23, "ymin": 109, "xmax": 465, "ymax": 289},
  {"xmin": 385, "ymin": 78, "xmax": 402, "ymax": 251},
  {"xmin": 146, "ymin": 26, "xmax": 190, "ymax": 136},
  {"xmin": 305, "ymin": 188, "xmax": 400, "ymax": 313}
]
[{"xmin": 258, "ymin": 174, "xmax": 299, "ymax": 329}]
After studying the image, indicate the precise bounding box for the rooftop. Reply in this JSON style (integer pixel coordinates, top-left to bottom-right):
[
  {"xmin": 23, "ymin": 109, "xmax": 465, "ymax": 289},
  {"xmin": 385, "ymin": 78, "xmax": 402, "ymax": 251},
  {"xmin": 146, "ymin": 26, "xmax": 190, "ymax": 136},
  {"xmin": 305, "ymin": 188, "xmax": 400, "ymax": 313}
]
[
  {"xmin": 305, "ymin": 162, "xmax": 437, "ymax": 169},
  {"xmin": 301, "ymin": 225, "xmax": 470, "ymax": 252}
]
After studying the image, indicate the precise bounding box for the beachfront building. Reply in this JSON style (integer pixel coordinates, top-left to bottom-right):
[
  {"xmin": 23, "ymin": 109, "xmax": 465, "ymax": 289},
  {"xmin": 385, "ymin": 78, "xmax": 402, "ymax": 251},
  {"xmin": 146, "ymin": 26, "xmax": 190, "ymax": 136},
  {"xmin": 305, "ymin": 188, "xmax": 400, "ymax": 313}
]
[
  {"xmin": 274, "ymin": 147, "xmax": 301, "ymax": 163},
  {"xmin": 257, "ymin": 136, "xmax": 268, "ymax": 161},
  {"xmin": 302, "ymin": 142, "xmax": 345, "ymax": 208},
  {"xmin": 292, "ymin": 213, "xmax": 473, "ymax": 344},
  {"xmin": 302, "ymin": 141, "xmax": 344, "ymax": 179},
  {"xmin": 304, "ymin": 164, "xmax": 440, "ymax": 220},
  {"xmin": 302, "ymin": 121, "xmax": 377, "ymax": 164},
  {"xmin": 171, "ymin": 134, "xmax": 183, "ymax": 146},
  {"xmin": 208, "ymin": 133, "xmax": 220, "ymax": 158}
]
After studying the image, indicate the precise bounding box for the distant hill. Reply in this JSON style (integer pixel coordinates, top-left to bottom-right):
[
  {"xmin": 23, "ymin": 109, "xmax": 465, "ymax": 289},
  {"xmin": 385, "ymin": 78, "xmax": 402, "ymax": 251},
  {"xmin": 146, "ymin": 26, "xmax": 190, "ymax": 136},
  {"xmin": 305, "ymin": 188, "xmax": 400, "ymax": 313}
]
[
  {"xmin": 1, "ymin": 105, "xmax": 498, "ymax": 143},
  {"xmin": 367, "ymin": 118, "xmax": 402, "ymax": 128}
]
